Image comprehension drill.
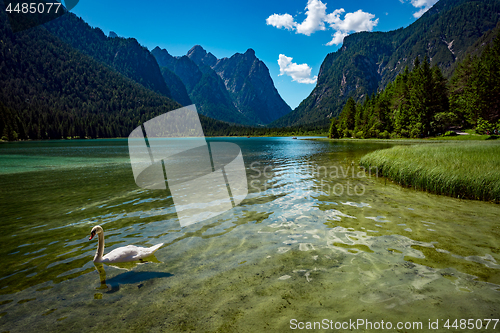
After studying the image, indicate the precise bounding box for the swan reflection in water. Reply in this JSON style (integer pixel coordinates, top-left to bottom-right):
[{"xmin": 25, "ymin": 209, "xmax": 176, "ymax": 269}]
[{"xmin": 93, "ymin": 262, "xmax": 172, "ymax": 293}]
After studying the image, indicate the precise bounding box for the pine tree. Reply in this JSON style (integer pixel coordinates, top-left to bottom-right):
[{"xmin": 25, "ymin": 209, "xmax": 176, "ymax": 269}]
[
  {"xmin": 328, "ymin": 118, "xmax": 339, "ymax": 138},
  {"xmin": 338, "ymin": 97, "xmax": 357, "ymax": 137}
]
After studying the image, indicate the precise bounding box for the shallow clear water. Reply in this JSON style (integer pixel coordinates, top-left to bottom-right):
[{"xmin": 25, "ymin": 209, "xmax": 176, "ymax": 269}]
[{"xmin": 0, "ymin": 138, "xmax": 499, "ymax": 332}]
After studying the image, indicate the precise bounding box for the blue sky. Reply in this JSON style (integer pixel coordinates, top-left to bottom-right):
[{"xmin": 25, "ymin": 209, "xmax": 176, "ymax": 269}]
[{"xmin": 70, "ymin": 0, "xmax": 439, "ymax": 109}]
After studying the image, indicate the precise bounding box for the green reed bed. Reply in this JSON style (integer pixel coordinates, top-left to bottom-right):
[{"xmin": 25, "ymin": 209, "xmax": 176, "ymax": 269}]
[{"xmin": 360, "ymin": 142, "xmax": 500, "ymax": 202}]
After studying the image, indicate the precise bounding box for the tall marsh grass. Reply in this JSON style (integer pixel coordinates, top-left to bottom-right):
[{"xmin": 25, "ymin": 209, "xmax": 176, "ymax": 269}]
[{"xmin": 360, "ymin": 142, "xmax": 500, "ymax": 202}]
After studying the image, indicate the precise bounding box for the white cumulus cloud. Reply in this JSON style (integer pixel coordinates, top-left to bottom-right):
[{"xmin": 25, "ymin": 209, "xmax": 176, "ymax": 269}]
[
  {"xmin": 324, "ymin": 9, "xmax": 378, "ymax": 44},
  {"xmin": 266, "ymin": 13, "xmax": 297, "ymax": 30},
  {"xmin": 405, "ymin": 0, "xmax": 439, "ymax": 18},
  {"xmin": 295, "ymin": 0, "xmax": 328, "ymax": 35},
  {"xmin": 278, "ymin": 54, "xmax": 317, "ymax": 84},
  {"xmin": 327, "ymin": 9, "xmax": 378, "ymax": 33},
  {"xmin": 326, "ymin": 31, "xmax": 349, "ymax": 46},
  {"xmin": 266, "ymin": 0, "xmax": 378, "ymax": 46}
]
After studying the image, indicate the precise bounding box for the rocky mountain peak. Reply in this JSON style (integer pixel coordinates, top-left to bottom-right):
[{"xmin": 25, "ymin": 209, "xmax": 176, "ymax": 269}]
[
  {"xmin": 202, "ymin": 52, "xmax": 218, "ymax": 67},
  {"xmin": 244, "ymin": 48, "xmax": 255, "ymax": 57},
  {"xmin": 151, "ymin": 46, "xmax": 176, "ymax": 70},
  {"xmin": 153, "ymin": 45, "xmax": 292, "ymax": 125},
  {"xmin": 187, "ymin": 45, "xmax": 208, "ymax": 65}
]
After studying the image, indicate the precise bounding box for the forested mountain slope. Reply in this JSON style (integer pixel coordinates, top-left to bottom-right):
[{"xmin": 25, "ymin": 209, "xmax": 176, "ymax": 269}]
[
  {"xmin": 43, "ymin": 13, "xmax": 170, "ymax": 97},
  {"xmin": 0, "ymin": 4, "xmax": 242, "ymax": 140},
  {"xmin": 270, "ymin": 0, "xmax": 500, "ymax": 127}
]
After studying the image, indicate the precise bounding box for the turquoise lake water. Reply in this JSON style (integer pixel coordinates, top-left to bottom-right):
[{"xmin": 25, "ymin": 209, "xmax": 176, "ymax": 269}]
[{"xmin": 0, "ymin": 137, "xmax": 499, "ymax": 332}]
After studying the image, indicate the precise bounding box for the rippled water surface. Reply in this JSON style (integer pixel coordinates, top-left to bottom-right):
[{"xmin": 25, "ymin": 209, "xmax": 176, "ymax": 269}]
[{"xmin": 0, "ymin": 138, "xmax": 499, "ymax": 332}]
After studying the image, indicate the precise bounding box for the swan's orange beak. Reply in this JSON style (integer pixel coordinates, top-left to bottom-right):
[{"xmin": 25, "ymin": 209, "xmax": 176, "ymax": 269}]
[{"xmin": 89, "ymin": 231, "xmax": 95, "ymax": 240}]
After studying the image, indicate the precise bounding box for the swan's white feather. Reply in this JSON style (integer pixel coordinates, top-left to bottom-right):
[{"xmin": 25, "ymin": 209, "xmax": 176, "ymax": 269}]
[
  {"xmin": 98, "ymin": 243, "xmax": 163, "ymax": 263},
  {"xmin": 90, "ymin": 225, "xmax": 163, "ymax": 264}
]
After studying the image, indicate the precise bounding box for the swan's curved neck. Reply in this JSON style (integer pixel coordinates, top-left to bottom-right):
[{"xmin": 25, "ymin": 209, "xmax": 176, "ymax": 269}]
[{"xmin": 94, "ymin": 231, "xmax": 105, "ymax": 262}]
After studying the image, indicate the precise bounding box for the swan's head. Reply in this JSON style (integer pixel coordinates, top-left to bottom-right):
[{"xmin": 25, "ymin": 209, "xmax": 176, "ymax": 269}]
[{"xmin": 89, "ymin": 225, "xmax": 103, "ymax": 240}]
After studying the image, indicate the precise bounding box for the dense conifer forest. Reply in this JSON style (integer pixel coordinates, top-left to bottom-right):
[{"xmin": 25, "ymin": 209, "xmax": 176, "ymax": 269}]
[{"xmin": 330, "ymin": 36, "xmax": 500, "ymax": 139}]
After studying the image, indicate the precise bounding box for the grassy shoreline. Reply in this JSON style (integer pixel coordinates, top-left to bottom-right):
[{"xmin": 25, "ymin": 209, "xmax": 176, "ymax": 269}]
[
  {"xmin": 308, "ymin": 137, "xmax": 441, "ymax": 144},
  {"xmin": 310, "ymin": 134, "xmax": 498, "ymax": 143},
  {"xmin": 359, "ymin": 142, "xmax": 500, "ymax": 203}
]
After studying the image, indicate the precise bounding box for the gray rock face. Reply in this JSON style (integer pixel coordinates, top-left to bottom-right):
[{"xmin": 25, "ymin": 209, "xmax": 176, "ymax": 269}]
[
  {"xmin": 212, "ymin": 48, "xmax": 292, "ymax": 124},
  {"xmin": 153, "ymin": 45, "xmax": 291, "ymax": 125},
  {"xmin": 186, "ymin": 45, "xmax": 217, "ymax": 67},
  {"xmin": 152, "ymin": 47, "xmax": 177, "ymax": 70},
  {"xmin": 153, "ymin": 46, "xmax": 253, "ymax": 125}
]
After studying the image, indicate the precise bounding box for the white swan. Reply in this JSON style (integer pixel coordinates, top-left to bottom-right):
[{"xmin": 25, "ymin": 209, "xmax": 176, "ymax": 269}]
[{"xmin": 89, "ymin": 225, "xmax": 163, "ymax": 263}]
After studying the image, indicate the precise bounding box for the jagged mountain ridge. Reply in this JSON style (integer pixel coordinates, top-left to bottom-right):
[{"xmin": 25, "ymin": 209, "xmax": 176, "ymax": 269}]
[
  {"xmin": 0, "ymin": 2, "xmax": 259, "ymax": 140},
  {"xmin": 270, "ymin": 0, "xmax": 500, "ymax": 127},
  {"xmin": 152, "ymin": 47, "xmax": 254, "ymax": 125},
  {"xmin": 212, "ymin": 48, "xmax": 293, "ymax": 125},
  {"xmin": 152, "ymin": 45, "xmax": 292, "ymax": 125},
  {"xmin": 18, "ymin": 5, "xmax": 293, "ymax": 127}
]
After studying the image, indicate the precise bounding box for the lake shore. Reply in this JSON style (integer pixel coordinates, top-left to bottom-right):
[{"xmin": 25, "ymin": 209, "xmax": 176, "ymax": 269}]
[
  {"xmin": 359, "ymin": 142, "xmax": 500, "ymax": 203},
  {"xmin": 0, "ymin": 134, "xmax": 329, "ymax": 143},
  {"xmin": 307, "ymin": 135, "xmax": 499, "ymax": 143},
  {"xmin": 307, "ymin": 138, "xmax": 500, "ymax": 203}
]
